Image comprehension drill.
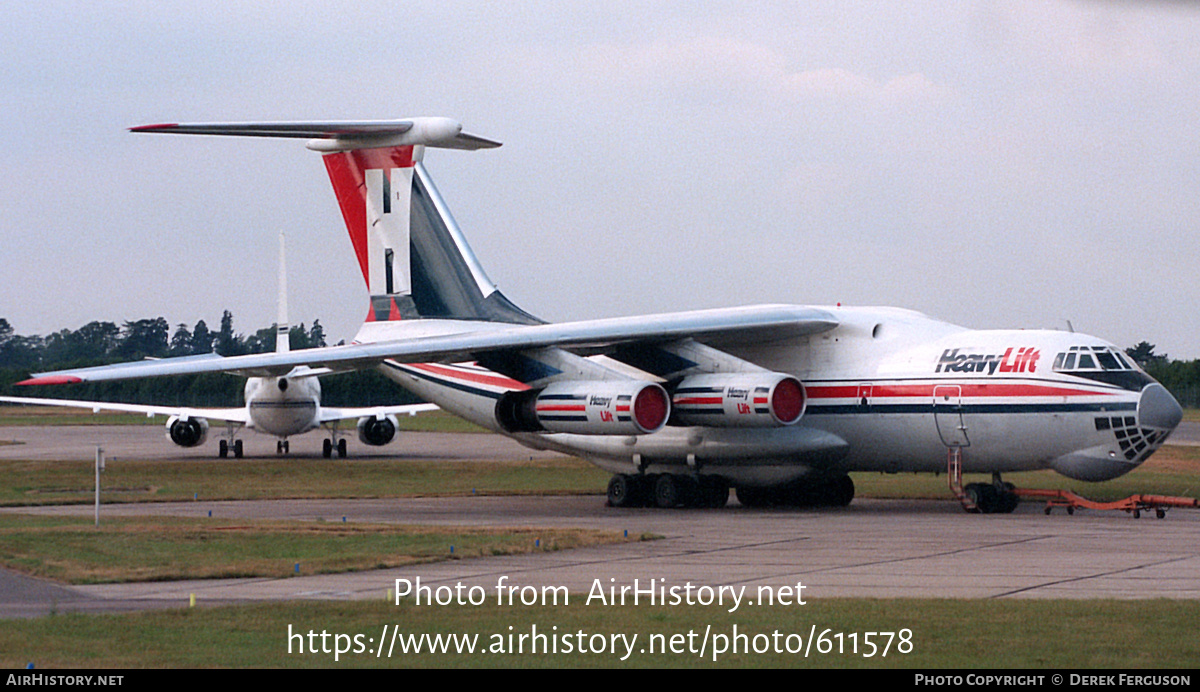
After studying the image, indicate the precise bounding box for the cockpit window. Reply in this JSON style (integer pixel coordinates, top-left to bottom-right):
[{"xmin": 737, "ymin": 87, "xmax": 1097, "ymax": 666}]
[
  {"xmin": 1053, "ymin": 345, "xmax": 1131, "ymax": 373},
  {"xmin": 1051, "ymin": 345, "xmax": 1153, "ymax": 391}
]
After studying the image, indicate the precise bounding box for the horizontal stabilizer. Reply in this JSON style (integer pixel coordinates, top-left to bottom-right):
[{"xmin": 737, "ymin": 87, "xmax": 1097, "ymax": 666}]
[{"xmin": 131, "ymin": 117, "xmax": 501, "ymax": 151}]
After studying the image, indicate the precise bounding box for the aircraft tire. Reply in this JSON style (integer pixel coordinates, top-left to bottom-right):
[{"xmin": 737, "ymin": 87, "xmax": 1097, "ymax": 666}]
[
  {"xmin": 322, "ymin": 439, "xmax": 333, "ymax": 459},
  {"xmin": 997, "ymin": 488, "xmax": 1020, "ymax": 514},
  {"xmin": 337, "ymin": 438, "xmax": 347, "ymax": 458},
  {"xmin": 964, "ymin": 483, "xmax": 985, "ymax": 513},
  {"xmin": 654, "ymin": 474, "xmax": 681, "ymax": 509},
  {"xmin": 829, "ymin": 474, "xmax": 855, "ymax": 507},
  {"xmin": 736, "ymin": 486, "xmax": 768, "ymax": 508},
  {"xmin": 699, "ymin": 477, "xmax": 730, "ymax": 508},
  {"xmin": 676, "ymin": 475, "xmax": 701, "ymax": 507},
  {"xmin": 607, "ymin": 474, "xmax": 640, "ymax": 508},
  {"xmin": 218, "ymin": 440, "xmax": 228, "ymax": 459},
  {"xmin": 233, "ymin": 439, "xmax": 243, "ymax": 459}
]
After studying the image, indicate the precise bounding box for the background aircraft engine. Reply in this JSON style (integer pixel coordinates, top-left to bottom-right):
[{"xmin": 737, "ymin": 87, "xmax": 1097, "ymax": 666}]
[
  {"xmin": 166, "ymin": 415, "xmax": 209, "ymax": 447},
  {"xmin": 356, "ymin": 414, "xmax": 398, "ymax": 446},
  {"xmin": 671, "ymin": 373, "xmax": 806, "ymax": 427},
  {"xmin": 496, "ymin": 381, "xmax": 669, "ymax": 435}
]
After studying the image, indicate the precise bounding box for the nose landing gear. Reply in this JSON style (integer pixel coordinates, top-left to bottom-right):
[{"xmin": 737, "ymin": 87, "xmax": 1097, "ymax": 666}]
[{"xmin": 947, "ymin": 448, "xmax": 1019, "ymax": 514}]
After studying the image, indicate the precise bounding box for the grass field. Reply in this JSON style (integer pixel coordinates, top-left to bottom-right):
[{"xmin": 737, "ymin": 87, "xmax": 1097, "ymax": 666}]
[
  {"xmin": 2, "ymin": 598, "xmax": 1197, "ymax": 668},
  {"xmin": 0, "ymin": 514, "xmax": 644, "ymax": 584},
  {"xmin": 0, "ymin": 455, "xmax": 611, "ymax": 506}
]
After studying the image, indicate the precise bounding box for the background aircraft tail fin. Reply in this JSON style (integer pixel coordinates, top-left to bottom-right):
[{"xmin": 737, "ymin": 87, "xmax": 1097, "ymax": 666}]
[{"xmin": 276, "ymin": 232, "xmax": 290, "ymax": 354}]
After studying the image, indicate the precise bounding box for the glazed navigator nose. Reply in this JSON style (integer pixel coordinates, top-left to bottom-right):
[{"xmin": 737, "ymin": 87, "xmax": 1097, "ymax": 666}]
[{"xmin": 1139, "ymin": 383, "xmax": 1183, "ymax": 432}]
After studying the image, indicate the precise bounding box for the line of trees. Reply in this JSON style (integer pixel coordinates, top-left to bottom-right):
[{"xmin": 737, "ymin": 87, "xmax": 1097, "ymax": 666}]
[
  {"xmin": 2, "ymin": 318, "xmax": 1197, "ymax": 409},
  {"xmin": 1126, "ymin": 341, "xmax": 1200, "ymax": 408},
  {"xmin": 0, "ymin": 313, "xmax": 422, "ymax": 408}
]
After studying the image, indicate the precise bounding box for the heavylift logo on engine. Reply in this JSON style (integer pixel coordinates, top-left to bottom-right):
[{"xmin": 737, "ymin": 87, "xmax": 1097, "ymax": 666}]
[{"xmin": 935, "ymin": 347, "xmax": 1041, "ymax": 375}]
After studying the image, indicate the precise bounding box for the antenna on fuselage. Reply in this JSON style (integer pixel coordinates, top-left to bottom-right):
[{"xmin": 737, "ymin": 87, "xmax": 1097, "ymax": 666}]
[{"xmin": 1065, "ymin": 319, "xmax": 1075, "ymax": 334}]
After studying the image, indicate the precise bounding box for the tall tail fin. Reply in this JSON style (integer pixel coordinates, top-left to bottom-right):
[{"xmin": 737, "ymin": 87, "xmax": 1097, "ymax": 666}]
[
  {"xmin": 322, "ymin": 149, "xmax": 540, "ymax": 325},
  {"xmin": 131, "ymin": 118, "xmax": 540, "ymax": 326}
]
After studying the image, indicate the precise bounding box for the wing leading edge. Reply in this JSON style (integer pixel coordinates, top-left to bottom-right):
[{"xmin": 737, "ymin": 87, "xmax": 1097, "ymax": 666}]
[
  {"xmin": 0, "ymin": 395, "xmax": 249, "ymax": 423},
  {"xmin": 318, "ymin": 403, "xmax": 439, "ymax": 424},
  {"xmin": 19, "ymin": 305, "xmax": 839, "ymax": 385}
]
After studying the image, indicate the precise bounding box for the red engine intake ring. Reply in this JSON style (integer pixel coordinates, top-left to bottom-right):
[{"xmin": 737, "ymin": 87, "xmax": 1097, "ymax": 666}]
[
  {"xmin": 632, "ymin": 384, "xmax": 670, "ymax": 433},
  {"xmin": 770, "ymin": 377, "xmax": 806, "ymax": 425}
]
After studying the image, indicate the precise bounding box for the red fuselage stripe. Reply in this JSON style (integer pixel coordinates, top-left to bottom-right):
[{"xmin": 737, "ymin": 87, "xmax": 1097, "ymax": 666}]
[
  {"xmin": 806, "ymin": 382, "xmax": 1115, "ymax": 399},
  {"xmin": 404, "ymin": 362, "xmax": 530, "ymax": 390}
]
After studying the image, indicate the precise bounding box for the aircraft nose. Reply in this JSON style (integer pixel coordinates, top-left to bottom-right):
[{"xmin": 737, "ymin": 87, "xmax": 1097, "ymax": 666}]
[{"xmin": 1139, "ymin": 383, "xmax": 1183, "ymax": 432}]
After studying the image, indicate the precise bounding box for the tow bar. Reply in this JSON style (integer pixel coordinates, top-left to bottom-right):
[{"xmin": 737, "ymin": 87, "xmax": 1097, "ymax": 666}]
[{"xmin": 1014, "ymin": 488, "xmax": 1200, "ymax": 519}]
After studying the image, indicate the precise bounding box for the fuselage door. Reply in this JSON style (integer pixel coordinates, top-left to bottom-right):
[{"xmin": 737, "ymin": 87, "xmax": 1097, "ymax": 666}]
[
  {"xmin": 857, "ymin": 383, "xmax": 873, "ymax": 410},
  {"xmin": 933, "ymin": 384, "xmax": 969, "ymax": 448}
]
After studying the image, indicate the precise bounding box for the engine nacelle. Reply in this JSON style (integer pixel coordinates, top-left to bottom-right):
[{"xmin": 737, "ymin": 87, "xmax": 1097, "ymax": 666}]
[
  {"xmin": 357, "ymin": 414, "xmax": 398, "ymax": 446},
  {"xmin": 496, "ymin": 381, "xmax": 669, "ymax": 435},
  {"xmin": 670, "ymin": 373, "xmax": 806, "ymax": 427},
  {"xmin": 166, "ymin": 415, "xmax": 209, "ymax": 447}
]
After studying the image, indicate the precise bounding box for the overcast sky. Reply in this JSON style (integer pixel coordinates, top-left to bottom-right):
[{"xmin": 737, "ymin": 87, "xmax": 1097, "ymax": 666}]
[{"xmin": 3, "ymin": 1, "xmax": 1198, "ymax": 359}]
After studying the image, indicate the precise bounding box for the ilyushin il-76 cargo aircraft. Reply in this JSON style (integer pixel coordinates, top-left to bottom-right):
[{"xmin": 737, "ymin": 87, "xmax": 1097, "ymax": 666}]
[{"xmin": 17, "ymin": 117, "xmax": 1183, "ymax": 513}]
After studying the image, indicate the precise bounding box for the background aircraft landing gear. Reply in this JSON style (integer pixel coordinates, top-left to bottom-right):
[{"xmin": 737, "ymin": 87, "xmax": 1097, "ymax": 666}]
[
  {"xmin": 276, "ymin": 440, "xmax": 289, "ymax": 455},
  {"xmin": 323, "ymin": 437, "xmax": 348, "ymax": 459}
]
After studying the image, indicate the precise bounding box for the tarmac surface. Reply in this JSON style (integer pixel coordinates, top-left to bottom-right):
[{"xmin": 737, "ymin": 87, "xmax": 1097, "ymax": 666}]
[{"xmin": 1, "ymin": 423, "xmax": 1199, "ymax": 618}]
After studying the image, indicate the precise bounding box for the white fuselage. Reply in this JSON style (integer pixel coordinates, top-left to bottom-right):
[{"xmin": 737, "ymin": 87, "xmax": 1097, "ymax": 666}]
[
  {"xmin": 242, "ymin": 376, "xmax": 322, "ymax": 438},
  {"xmin": 360, "ymin": 306, "xmax": 1178, "ymax": 486}
]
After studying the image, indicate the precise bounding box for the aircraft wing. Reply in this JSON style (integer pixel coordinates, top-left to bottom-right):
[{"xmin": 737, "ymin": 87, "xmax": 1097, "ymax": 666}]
[
  {"xmin": 0, "ymin": 395, "xmax": 249, "ymax": 423},
  {"xmin": 317, "ymin": 403, "xmax": 439, "ymax": 424},
  {"xmin": 18, "ymin": 305, "xmax": 838, "ymax": 385}
]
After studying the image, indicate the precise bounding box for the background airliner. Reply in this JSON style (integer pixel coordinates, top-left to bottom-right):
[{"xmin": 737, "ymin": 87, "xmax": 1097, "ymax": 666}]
[
  {"xmin": 2, "ymin": 234, "xmax": 434, "ymax": 458},
  {"xmin": 16, "ymin": 117, "xmax": 1183, "ymax": 512}
]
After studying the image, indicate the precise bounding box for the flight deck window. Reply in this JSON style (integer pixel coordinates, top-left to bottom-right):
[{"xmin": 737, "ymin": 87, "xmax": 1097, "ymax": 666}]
[{"xmin": 1052, "ymin": 345, "xmax": 1154, "ymax": 391}]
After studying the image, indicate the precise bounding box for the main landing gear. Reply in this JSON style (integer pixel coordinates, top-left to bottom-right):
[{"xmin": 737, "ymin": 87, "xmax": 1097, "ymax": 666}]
[
  {"xmin": 606, "ymin": 472, "xmax": 856, "ymax": 510},
  {"xmin": 217, "ymin": 422, "xmax": 243, "ymax": 459},
  {"xmin": 607, "ymin": 474, "xmax": 730, "ymax": 509},
  {"xmin": 276, "ymin": 440, "xmax": 290, "ymax": 455},
  {"xmin": 218, "ymin": 439, "xmax": 243, "ymax": 459},
  {"xmin": 322, "ymin": 437, "xmax": 348, "ymax": 459},
  {"xmin": 735, "ymin": 474, "xmax": 855, "ymax": 509}
]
